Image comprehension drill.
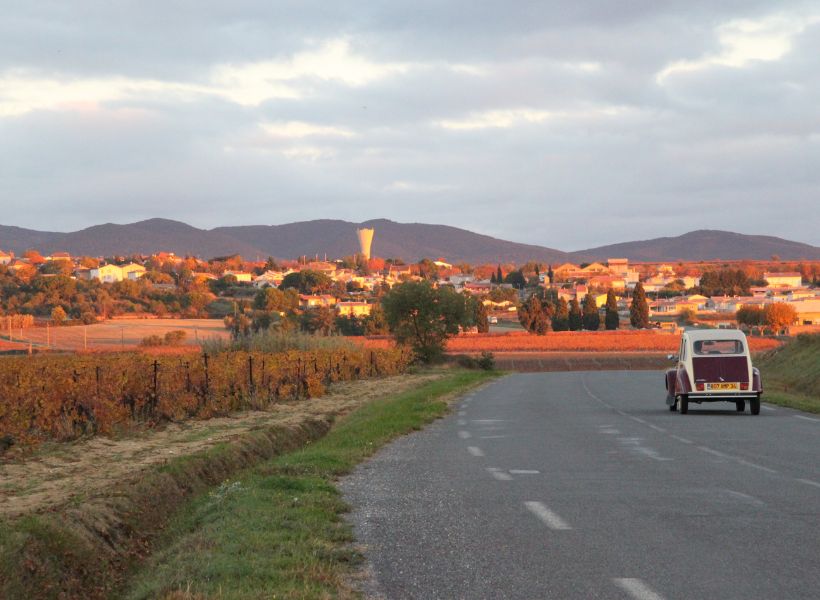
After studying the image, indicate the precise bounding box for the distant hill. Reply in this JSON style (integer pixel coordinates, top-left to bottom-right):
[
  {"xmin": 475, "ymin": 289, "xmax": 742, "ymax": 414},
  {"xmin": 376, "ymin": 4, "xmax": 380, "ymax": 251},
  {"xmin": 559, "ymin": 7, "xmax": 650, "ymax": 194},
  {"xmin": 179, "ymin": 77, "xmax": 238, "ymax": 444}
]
[
  {"xmin": 569, "ymin": 230, "xmax": 820, "ymax": 262},
  {"xmin": 1, "ymin": 220, "xmax": 818, "ymax": 263}
]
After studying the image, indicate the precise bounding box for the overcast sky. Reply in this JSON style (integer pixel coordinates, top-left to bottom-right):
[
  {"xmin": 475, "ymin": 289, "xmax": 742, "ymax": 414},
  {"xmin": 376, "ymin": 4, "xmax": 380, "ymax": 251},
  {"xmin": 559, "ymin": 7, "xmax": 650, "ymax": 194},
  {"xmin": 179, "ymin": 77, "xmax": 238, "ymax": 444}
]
[{"xmin": 1, "ymin": 1, "xmax": 818, "ymax": 250}]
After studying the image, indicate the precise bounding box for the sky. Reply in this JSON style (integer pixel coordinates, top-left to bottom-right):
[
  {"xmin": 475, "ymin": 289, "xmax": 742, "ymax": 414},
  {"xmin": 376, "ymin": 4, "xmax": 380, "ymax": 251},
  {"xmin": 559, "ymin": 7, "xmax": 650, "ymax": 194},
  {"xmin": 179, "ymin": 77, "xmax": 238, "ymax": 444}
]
[{"xmin": 1, "ymin": 1, "xmax": 819, "ymax": 251}]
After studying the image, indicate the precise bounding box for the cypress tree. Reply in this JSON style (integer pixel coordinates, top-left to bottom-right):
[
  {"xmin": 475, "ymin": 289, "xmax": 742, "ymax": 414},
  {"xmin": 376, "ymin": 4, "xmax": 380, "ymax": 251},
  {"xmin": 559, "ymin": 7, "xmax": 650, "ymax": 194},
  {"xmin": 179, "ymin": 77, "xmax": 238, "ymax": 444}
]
[
  {"xmin": 547, "ymin": 264, "xmax": 554, "ymax": 283},
  {"xmin": 552, "ymin": 298, "xmax": 569, "ymax": 331},
  {"xmin": 475, "ymin": 298, "xmax": 490, "ymax": 333},
  {"xmin": 629, "ymin": 282, "xmax": 650, "ymax": 329},
  {"xmin": 604, "ymin": 289, "xmax": 620, "ymax": 330},
  {"xmin": 582, "ymin": 293, "xmax": 600, "ymax": 330},
  {"xmin": 496, "ymin": 265, "xmax": 504, "ymax": 284},
  {"xmin": 568, "ymin": 298, "xmax": 582, "ymax": 331},
  {"xmin": 490, "ymin": 271, "xmax": 497, "ymax": 284}
]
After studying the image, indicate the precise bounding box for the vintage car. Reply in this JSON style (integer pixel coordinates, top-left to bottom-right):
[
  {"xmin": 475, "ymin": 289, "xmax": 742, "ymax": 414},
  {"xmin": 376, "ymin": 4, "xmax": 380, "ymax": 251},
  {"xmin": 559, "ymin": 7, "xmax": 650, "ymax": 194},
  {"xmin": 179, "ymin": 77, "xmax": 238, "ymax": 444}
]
[{"xmin": 665, "ymin": 329, "xmax": 762, "ymax": 415}]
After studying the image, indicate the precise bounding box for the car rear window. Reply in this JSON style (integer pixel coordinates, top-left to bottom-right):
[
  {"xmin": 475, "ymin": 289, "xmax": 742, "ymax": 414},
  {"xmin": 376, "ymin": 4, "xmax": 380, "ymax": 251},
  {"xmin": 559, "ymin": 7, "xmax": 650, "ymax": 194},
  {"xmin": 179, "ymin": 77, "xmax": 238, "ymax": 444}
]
[{"xmin": 693, "ymin": 339, "xmax": 744, "ymax": 355}]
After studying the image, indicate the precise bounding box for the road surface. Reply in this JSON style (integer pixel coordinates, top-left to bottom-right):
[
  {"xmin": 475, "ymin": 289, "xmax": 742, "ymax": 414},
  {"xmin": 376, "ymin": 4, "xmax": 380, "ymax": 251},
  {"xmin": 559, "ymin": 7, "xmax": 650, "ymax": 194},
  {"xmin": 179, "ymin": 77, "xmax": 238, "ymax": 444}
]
[{"xmin": 341, "ymin": 371, "xmax": 820, "ymax": 599}]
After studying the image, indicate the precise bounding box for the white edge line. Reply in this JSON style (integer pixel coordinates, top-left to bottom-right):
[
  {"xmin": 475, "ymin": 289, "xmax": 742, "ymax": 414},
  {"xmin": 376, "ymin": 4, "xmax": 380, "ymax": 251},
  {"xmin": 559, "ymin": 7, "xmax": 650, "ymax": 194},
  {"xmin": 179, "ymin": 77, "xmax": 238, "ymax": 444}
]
[
  {"xmin": 524, "ymin": 501, "xmax": 572, "ymax": 530},
  {"xmin": 670, "ymin": 435, "xmax": 693, "ymax": 444},
  {"xmin": 797, "ymin": 478, "xmax": 820, "ymax": 489},
  {"xmin": 509, "ymin": 469, "xmax": 540, "ymax": 474},
  {"xmin": 794, "ymin": 415, "xmax": 820, "ymax": 423},
  {"xmin": 613, "ymin": 578, "xmax": 666, "ymax": 600}
]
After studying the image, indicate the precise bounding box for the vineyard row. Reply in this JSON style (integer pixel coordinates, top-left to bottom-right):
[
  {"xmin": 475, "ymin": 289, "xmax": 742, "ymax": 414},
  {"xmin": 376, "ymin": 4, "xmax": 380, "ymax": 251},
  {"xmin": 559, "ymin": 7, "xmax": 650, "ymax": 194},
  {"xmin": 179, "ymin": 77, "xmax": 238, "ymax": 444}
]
[{"xmin": 0, "ymin": 347, "xmax": 412, "ymax": 447}]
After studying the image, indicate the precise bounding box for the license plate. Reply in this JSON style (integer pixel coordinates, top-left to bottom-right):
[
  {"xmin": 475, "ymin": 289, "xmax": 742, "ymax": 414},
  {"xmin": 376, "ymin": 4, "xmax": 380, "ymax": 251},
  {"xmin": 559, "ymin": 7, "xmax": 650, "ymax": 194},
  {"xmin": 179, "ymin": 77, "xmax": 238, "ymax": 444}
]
[{"xmin": 706, "ymin": 382, "xmax": 739, "ymax": 391}]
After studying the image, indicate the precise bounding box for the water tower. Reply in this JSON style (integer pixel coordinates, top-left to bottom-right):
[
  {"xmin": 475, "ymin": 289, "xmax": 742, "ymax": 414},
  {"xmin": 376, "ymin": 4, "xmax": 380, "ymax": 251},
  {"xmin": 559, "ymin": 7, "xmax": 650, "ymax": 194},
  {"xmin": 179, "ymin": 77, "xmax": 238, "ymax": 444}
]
[{"xmin": 356, "ymin": 228, "xmax": 374, "ymax": 260}]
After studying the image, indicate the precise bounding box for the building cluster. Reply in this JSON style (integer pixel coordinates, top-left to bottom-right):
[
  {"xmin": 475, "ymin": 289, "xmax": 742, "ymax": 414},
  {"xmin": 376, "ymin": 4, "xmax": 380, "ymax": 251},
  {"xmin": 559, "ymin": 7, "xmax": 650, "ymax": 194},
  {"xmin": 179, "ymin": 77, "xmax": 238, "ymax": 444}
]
[{"xmin": 1, "ymin": 244, "xmax": 818, "ymax": 326}]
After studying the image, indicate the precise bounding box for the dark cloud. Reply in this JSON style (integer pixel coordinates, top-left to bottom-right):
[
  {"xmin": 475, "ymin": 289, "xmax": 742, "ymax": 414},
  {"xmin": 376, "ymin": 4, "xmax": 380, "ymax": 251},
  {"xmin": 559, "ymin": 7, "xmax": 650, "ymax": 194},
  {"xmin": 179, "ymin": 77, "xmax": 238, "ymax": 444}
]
[{"xmin": 1, "ymin": 1, "xmax": 818, "ymax": 250}]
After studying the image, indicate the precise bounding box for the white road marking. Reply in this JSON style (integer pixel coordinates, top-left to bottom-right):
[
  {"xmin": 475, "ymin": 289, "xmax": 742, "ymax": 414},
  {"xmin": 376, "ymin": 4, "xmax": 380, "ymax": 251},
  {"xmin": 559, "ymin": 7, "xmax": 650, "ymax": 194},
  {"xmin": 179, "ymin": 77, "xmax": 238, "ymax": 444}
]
[
  {"xmin": 486, "ymin": 467, "xmax": 512, "ymax": 481},
  {"xmin": 698, "ymin": 446, "xmax": 778, "ymax": 474},
  {"xmin": 472, "ymin": 419, "xmax": 506, "ymax": 423},
  {"xmin": 458, "ymin": 430, "xmax": 472, "ymax": 439},
  {"xmin": 797, "ymin": 478, "xmax": 820, "ymax": 489},
  {"xmin": 670, "ymin": 435, "xmax": 693, "ymax": 444},
  {"xmin": 724, "ymin": 489, "xmax": 766, "ymax": 507},
  {"xmin": 613, "ymin": 578, "xmax": 666, "ymax": 600},
  {"xmin": 467, "ymin": 446, "xmax": 484, "ymax": 457},
  {"xmin": 524, "ymin": 501, "xmax": 572, "ymax": 530},
  {"xmin": 736, "ymin": 458, "xmax": 777, "ymax": 474},
  {"xmin": 698, "ymin": 446, "xmax": 731, "ymax": 459},
  {"xmin": 510, "ymin": 469, "xmax": 540, "ymax": 475},
  {"xmin": 634, "ymin": 447, "xmax": 673, "ymax": 461},
  {"xmin": 794, "ymin": 415, "xmax": 820, "ymax": 423},
  {"xmin": 630, "ymin": 416, "xmax": 648, "ymax": 425},
  {"xmin": 458, "ymin": 411, "xmax": 466, "ymax": 417},
  {"xmin": 457, "ymin": 418, "xmax": 467, "ymax": 426},
  {"xmin": 647, "ymin": 424, "xmax": 667, "ymax": 433},
  {"xmin": 600, "ymin": 428, "xmax": 620, "ymax": 435},
  {"xmin": 480, "ymin": 435, "xmax": 509, "ymax": 439}
]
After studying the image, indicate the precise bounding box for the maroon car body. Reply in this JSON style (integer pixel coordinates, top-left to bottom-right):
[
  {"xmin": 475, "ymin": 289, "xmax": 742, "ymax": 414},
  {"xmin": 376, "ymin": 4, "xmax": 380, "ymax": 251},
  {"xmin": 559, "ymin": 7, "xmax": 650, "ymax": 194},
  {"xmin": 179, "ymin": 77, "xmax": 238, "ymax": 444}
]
[{"xmin": 665, "ymin": 329, "xmax": 762, "ymax": 415}]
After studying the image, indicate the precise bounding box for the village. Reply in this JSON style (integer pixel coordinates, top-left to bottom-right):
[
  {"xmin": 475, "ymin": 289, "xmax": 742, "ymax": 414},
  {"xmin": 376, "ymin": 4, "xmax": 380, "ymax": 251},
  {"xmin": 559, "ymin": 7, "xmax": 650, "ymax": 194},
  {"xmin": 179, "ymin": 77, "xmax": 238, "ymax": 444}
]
[{"xmin": 1, "ymin": 240, "xmax": 819, "ymax": 334}]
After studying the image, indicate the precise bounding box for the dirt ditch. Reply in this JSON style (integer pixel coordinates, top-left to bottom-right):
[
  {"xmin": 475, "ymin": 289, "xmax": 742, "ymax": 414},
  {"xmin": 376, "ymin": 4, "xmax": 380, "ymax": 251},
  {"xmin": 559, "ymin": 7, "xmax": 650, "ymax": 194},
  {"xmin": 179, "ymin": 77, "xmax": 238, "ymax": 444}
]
[{"xmin": 0, "ymin": 371, "xmax": 446, "ymax": 599}]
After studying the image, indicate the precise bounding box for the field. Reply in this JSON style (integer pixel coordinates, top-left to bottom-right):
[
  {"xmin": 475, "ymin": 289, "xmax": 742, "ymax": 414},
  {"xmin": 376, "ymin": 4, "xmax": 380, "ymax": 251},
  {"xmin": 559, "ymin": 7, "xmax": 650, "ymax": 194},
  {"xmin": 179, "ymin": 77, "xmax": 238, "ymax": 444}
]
[
  {"xmin": 757, "ymin": 333, "xmax": 820, "ymax": 413},
  {"xmin": 1, "ymin": 318, "xmax": 229, "ymax": 352},
  {"xmin": 361, "ymin": 330, "xmax": 782, "ymax": 353}
]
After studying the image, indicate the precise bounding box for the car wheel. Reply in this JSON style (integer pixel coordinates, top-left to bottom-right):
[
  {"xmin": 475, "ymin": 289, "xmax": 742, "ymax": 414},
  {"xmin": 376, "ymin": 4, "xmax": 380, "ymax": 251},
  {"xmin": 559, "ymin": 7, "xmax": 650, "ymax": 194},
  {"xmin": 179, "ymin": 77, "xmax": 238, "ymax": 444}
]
[
  {"xmin": 679, "ymin": 395, "xmax": 688, "ymax": 415},
  {"xmin": 735, "ymin": 400, "xmax": 745, "ymax": 412},
  {"xmin": 750, "ymin": 395, "xmax": 761, "ymax": 415},
  {"xmin": 669, "ymin": 402, "xmax": 677, "ymax": 412}
]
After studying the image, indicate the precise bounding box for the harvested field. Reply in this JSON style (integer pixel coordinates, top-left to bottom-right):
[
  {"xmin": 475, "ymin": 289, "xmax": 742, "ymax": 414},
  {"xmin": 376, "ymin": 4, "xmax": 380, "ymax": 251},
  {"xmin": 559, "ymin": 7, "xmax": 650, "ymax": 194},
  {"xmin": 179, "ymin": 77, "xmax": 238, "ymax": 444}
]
[
  {"xmin": 3, "ymin": 318, "xmax": 228, "ymax": 352},
  {"xmin": 361, "ymin": 330, "xmax": 781, "ymax": 353}
]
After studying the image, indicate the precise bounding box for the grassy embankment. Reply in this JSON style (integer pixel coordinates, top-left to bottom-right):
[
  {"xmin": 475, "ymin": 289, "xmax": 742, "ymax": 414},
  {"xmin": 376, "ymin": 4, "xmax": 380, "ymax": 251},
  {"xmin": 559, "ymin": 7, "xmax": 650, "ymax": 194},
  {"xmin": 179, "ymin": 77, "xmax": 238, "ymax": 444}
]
[
  {"xmin": 757, "ymin": 333, "xmax": 820, "ymax": 413},
  {"xmin": 125, "ymin": 368, "xmax": 499, "ymax": 599}
]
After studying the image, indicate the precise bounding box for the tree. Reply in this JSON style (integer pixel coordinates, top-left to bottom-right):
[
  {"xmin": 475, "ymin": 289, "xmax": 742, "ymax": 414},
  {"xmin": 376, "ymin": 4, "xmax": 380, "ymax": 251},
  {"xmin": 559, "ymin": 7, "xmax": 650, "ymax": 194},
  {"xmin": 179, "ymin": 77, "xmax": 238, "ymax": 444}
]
[
  {"xmin": 474, "ymin": 298, "xmax": 490, "ymax": 333},
  {"xmin": 381, "ymin": 281, "xmax": 470, "ymax": 362},
  {"xmin": 763, "ymin": 303, "xmax": 797, "ymax": 329},
  {"xmin": 552, "ymin": 298, "xmax": 569, "ymax": 331},
  {"xmin": 736, "ymin": 305, "xmax": 764, "ymax": 327},
  {"xmin": 496, "ymin": 265, "xmax": 503, "ymax": 284},
  {"xmin": 518, "ymin": 295, "xmax": 549, "ymax": 335},
  {"xmin": 568, "ymin": 298, "xmax": 582, "ymax": 331},
  {"xmin": 280, "ymin": 270, "xmax": 332, "ymax": 294},
  {"xmin": 51, "ymin": 305, "xmax": 67, "ymax": 324},
  {"xmin": 254, "ymin": 287, "xmax": 299, "ymax": 313},
  {"xmin": 581, "ymin": 294, "xmax": 600, "ymax": 330},
  {"xmin": 630, "ymin": 282, "xmax": 650, "ymax": 329},
  {"xmin": 677, "ymin": 308, "xmax": 697, "ymax": 326},
  {"xmin": 363, "ymin": 303, "xmax": 390, "ymax": 335},
  {"xmin": 604, "ymin": 289, "xmax": 619, "ymax": 330},
  {"xmin": 504, "ymin": 269, "xmax": 527, "ymax": 289},
  {"xmin": 547, "ymin": 264, "xmax": 554, "ymax": 284},
  {"xmin": 302, "ymin": 307, "xmax": 336, "ymax": 335}
]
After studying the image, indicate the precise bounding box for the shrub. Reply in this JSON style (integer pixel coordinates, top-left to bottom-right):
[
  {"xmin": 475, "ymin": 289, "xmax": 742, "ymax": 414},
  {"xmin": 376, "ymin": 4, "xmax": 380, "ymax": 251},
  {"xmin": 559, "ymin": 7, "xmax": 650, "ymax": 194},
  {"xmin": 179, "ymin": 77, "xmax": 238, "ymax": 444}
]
[
  {"xmin": 140, "ymin": 334, "xmax": 165, "ymax": 347},
  {"xmin": 164, "ymin": 330, "xmax": 187, "ymax": 345}
]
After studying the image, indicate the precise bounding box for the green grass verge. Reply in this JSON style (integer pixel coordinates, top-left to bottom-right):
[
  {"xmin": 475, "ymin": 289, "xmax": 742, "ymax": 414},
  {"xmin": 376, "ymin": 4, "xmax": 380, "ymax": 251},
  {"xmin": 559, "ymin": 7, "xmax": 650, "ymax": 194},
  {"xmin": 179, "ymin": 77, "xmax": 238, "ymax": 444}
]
[
  {"xmin": 757, "ymin": 333, "xmax": 820, "ymax": 413},
  {"xmin": 125, "ymin": 368, "xmax": 500, "ymax": 600}
]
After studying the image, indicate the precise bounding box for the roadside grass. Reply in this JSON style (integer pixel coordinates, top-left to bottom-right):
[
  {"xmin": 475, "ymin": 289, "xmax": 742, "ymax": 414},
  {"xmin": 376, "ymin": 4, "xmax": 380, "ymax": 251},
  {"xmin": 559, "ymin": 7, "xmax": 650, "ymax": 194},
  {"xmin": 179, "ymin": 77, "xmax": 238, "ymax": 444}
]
[
  {"xmin": 757, "ymin": 333, "xmax": 820, "ymax": 414},
  {"xmin": 125, "ymin": 368, "xmax": 500, "ymax": 600}
]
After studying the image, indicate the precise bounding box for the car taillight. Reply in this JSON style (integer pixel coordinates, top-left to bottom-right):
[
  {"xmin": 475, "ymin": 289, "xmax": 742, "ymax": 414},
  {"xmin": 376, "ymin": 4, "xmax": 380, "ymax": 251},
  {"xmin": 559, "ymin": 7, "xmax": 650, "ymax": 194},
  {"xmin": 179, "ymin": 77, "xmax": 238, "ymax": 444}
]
[
  {"xmin": 696, "ymin": 383, "xmax": 705, "ymax": 391},
  {"xmin": 741, "ymin": 382, "xmax": 749, "ymax": 390}
]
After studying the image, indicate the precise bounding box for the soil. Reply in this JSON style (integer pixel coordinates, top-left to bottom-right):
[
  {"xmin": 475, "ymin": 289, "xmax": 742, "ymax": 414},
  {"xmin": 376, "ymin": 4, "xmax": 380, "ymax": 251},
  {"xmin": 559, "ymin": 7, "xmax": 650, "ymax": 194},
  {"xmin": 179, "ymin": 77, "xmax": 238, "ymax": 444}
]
[{"xmin": 0, "ymin": 372, "xmax": 445, "ymax": 518}]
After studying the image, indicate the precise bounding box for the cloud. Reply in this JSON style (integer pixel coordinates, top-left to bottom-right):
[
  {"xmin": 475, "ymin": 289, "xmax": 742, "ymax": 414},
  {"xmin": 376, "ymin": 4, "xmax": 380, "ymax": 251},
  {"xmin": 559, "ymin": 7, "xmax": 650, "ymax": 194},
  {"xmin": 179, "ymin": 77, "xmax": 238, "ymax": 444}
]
[{"xmin": 657, "ymin": 11, "xmax": 820, "ymax": 82}]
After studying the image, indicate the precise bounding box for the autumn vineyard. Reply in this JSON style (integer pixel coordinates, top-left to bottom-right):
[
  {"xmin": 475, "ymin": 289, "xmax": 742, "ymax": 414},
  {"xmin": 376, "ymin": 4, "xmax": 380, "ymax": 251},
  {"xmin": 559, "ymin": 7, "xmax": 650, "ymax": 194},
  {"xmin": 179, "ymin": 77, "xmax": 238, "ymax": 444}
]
[{"xmin": 0, "ymin": 347, "xmax": 411, "ymax": 447}]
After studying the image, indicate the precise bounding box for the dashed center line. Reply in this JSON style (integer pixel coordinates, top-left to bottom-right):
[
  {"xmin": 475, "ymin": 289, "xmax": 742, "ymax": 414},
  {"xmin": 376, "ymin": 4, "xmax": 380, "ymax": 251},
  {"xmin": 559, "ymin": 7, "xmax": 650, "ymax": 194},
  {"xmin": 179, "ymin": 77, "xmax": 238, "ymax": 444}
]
[
  {"xmin": 698, "ymin": 446, "xmax": 778, "ymax": 474},
  {"xmin": 458, "ymin": 430, "xmax": 472, "ymax": 439},
  {"xmin": 486, "ymin": 467, "xmax": 512, "ymax": 481},
  {"xmin": 797, "ymin": 478, "xmax": 820, "ymax": 489},
  {"xmin": 509, "ymin": 469, "xmax": 539, "ymax": 475},
  {"xmin": 670, "ymin": 434, "xmax": 693, "ymax": 444},
  {"xmin": 613, "ymin": 578, "xmax": 666, "ymax": 600},
  {"xmin": 467, "ymin": 446, "xmax": 484, "ymax": 457},
  {"xmin": 524, "ymin": 501, "xmax": 572, "ymax": 530},
  {"xmin": 457, "ymin": 418, "xmax": 467, "ymax": 426}
]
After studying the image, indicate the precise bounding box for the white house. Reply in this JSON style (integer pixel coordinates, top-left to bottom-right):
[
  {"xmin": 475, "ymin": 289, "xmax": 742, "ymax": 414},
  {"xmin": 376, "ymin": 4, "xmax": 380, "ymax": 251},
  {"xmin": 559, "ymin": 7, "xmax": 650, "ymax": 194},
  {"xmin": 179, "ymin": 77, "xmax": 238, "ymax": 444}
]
[{"xmin": 764, "ymin": 272, "xmax": 803, "ymax": 288}]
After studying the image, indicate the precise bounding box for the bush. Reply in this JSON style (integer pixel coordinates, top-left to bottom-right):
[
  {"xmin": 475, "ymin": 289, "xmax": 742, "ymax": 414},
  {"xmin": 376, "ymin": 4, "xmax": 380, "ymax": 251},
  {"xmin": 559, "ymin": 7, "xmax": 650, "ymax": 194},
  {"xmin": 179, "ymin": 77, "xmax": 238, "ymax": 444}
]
[
  {"xmin": 140, "ymin": 335, "xmax": 164, "ymax": 347},
  {"xmin": 201, "ymin": 329, "xmax": 356, "ymax": 354},
  {"xmin": 164, "ymin": 330, "xmax": 187, "ymax": 345},
  {"xmin": 476, "ymin": 351, "xmax": 495, "ymax": 371}
]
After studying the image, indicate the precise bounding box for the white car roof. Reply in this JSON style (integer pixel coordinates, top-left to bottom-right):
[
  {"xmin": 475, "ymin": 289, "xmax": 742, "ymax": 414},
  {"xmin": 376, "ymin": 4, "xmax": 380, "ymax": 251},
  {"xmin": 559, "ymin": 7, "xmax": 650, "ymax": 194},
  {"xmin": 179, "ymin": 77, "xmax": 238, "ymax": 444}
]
[{"xmin": 684, "ymin": 328, "xmax": 747, "ymax": 342}]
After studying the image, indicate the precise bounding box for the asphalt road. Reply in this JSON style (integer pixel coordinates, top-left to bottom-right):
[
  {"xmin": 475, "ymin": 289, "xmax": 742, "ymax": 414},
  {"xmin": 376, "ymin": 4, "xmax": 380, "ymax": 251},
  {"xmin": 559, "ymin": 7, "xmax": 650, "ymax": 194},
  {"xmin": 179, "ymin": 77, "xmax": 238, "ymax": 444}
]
[{"xmin": 340, "ymin": 371, "xmax": 820, "ymax": 600}]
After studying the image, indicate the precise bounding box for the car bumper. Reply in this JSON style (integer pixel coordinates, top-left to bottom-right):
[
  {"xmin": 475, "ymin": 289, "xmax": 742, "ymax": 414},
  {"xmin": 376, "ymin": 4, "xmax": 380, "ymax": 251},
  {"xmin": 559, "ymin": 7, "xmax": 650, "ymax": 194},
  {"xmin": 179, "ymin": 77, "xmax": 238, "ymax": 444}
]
[{"xmin": 687, "ymin": 392, "xmax": 760, "ymax": 401}]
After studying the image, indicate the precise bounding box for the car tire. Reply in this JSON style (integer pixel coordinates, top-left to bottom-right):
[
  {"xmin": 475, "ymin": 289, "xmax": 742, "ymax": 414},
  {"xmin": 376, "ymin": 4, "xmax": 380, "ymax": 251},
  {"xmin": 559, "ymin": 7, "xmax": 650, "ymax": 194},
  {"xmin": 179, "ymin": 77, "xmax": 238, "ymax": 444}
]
[
  {"xmin": 735, "ymin": 400, "xmax": 745, "ymax": 412},
  {"xmin": 750, "ymin": 395, "xmax": 761, "ymax": 415},
  {"xmin": 669, "ymin": 402, "xmax": 677, "ymax": 412},
  {"xmin": 679, "ymin": 395, "xmax": 688, "ymax": 415}
]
